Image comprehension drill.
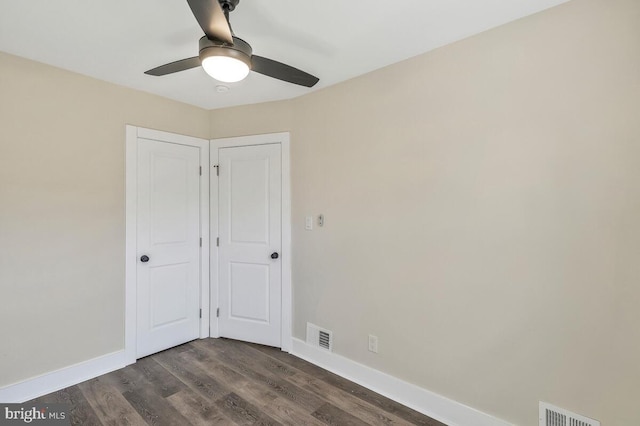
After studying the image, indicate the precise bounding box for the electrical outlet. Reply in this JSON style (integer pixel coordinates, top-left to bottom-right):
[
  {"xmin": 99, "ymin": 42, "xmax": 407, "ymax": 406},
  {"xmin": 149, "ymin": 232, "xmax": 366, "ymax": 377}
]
[{"xmin": 368, "ymin": 335, "xmax": 378, "ymax": 353}]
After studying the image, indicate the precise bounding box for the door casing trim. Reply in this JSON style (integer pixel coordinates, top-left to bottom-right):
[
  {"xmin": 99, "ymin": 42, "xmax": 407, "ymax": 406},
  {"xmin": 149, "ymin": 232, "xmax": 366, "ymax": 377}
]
[
  {"xmin": 210, "ymin": 133, "xmax": 292, "ymax": 352},
  {"xmin": 125, "ymin": 125, "xmax": 210, "ymax": 365}
]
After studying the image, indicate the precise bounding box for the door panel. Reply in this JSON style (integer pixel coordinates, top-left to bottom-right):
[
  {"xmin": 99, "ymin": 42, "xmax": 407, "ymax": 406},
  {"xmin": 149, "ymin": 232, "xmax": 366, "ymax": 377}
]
[
  {"xmin": 137, "ymin": 139, "xmax": 201, "ymax": 358},
  {"xmin": 218, "ymin": 144, "xmax": 282, "ymax": 347},
  {"xmin": 150, "ymin": 263, "xmax": 189, "ymax": 327},
  {"xmin": 229, "ymin": 262, "xmax": 270, "ymax": 322},
  {"xmin": 229, "ymin": 157, "xmax": 270, "ymax": 243}
]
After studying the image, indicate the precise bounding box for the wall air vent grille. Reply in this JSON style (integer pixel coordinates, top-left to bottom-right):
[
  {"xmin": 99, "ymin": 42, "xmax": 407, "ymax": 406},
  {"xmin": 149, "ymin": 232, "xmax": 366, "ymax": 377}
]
[
  {"xmin": 306, "ymin": 322, "xmax": 333, "ymax": 352},
  {"xmin": 540, "ymin": 402, "xmax": 600, "ymax": 426},
  {"xmin": 319, "ymin": 330, "xmax": 331, "ymax": 350}
]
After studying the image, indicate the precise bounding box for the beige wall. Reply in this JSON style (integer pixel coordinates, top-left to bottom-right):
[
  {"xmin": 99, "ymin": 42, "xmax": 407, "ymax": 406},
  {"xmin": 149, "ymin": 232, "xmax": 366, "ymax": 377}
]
[
  {"xmin": 0, "ymin": 52, "xmax": 209, "ymax": 386},
  {"xmin": 211, "ymin": 0, "xmax": 640, "ymax": 424},
  {"xmin": 2, "ymin": 0, "xmax": 639, "ymax": 424},
  {"xmin": 210, "ymin": 99, "xmax": 293, "ymax": 139}
]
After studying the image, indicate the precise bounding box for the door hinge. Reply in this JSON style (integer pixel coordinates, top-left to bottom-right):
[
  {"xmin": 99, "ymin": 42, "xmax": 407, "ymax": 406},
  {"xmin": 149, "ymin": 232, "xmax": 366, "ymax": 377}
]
[
  {"xmin": 216, "ymin": 308, "xmax": 220, "ymax": 318},
  {"xmin": 199, "ymin": 237, "xmax": 202, "ymax": 247},
  {"xmin": 216, "ymin": 237, "xmax": 219, "ymax": 247},
  {"xmin": 199, "ymin": 308, "xmax": 202, "ymax": 318},
  {"xmin": 213, "ymin": 164, "xmax": 219, "ymax": 176},
  {"xmin": 199, "ymin": 166, "xmax": 202, "ymax": 176}
]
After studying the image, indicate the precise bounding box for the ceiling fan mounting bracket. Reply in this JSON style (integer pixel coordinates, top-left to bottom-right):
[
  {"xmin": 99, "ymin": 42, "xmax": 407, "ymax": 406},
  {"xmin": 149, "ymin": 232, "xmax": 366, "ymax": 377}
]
[{"xmin": 219, "ymin": 0, "xmax": 239, "ymax": 12}]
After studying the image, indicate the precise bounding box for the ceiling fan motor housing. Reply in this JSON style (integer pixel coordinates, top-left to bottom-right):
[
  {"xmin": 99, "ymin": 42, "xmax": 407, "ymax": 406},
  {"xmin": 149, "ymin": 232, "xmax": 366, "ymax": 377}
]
[{"xmin": 199, "ymin": 36, "xmax": 252, "ymax": 69}]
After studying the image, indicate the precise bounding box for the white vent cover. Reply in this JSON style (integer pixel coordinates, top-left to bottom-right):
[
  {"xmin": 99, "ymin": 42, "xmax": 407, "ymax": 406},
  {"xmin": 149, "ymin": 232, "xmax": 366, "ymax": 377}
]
[
  {"xmin": 306, "ymin": 322, "xmax": 333, "ymax": 352},
  {"xmin": 539, "ymin": 402, "xmax": 600, "ymax": 426}
]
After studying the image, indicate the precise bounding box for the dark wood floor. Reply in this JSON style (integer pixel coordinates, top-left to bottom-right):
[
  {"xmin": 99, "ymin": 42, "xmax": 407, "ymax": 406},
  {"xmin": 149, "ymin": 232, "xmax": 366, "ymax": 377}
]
[{"xmin": 31, "ymin": 338, "xmax": 445, "ymax": 425}]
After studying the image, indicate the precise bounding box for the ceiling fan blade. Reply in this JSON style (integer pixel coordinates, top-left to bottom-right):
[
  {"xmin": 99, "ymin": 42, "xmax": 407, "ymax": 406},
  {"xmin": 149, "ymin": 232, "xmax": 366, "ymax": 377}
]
[
  {"xmin": 251, "ymin": 55, "xmax": 319, "ymax": 88},
  {"xmin": 145, "ymin": 57, "xmax": 202, "ymax": 76},
  {"xmin": 186, "ymin": 0, "xmax": 233, "ymax": 44}
]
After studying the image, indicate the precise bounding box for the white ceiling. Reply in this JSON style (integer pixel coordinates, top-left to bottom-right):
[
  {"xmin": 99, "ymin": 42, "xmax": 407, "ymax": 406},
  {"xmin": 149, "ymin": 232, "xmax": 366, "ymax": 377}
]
[{"xmin": 0, "ymin": 0, "xmax": 570, "ymax": 110}]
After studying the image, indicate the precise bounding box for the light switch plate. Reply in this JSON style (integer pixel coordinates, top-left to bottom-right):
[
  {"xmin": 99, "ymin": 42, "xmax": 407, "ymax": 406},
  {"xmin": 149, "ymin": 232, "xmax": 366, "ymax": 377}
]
[
  {"xmin": 368, "ymin": 335, "xmax": 378, "ymax": 353},
  {"xmin": 305, "ymin": 216, "xmax": 313, "ymax": 231}
]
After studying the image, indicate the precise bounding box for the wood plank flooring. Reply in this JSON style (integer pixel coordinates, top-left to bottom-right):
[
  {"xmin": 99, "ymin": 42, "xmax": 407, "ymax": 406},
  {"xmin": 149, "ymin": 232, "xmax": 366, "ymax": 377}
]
[{"xmin": 30, "ymin": 338, "xmax": 446, "ymax": 426}]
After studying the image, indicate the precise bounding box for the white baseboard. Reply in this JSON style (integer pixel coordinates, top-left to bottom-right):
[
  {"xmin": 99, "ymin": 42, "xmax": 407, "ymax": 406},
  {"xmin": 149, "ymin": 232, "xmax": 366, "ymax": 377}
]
[
  {"xmin": 0, "ymin": 350, "xmax": 127, "ymax": 403},
  {"xmin": 290, "ymin": 338, "xmax": 512, "ymax": 426}
]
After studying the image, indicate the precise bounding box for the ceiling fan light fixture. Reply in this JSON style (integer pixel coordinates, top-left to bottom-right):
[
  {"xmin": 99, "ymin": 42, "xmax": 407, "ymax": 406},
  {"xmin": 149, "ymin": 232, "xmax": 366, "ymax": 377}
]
[
  {"xmin": 202, "ymin": 55, "xmax": 250, "ymax": 83},
  {"xmin": 199, "ymin": 36, "xmax": 253, "ymax": 83}
]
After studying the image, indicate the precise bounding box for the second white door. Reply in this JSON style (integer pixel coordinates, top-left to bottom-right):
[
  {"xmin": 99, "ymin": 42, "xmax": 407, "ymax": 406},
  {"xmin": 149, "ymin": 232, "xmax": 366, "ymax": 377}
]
[{"xmin": 218, "ymin": 143, "xmax": 282, "ymax": 347}]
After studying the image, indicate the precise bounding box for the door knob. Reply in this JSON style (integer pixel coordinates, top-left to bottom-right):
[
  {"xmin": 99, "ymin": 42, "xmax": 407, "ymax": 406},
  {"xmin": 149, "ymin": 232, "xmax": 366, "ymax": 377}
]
[
  {"xmin": 271, "ymin": 252, "xmax": 279, "ymax": 260},
  {"xmin": 140, "ymin": 255, "xmax": 150, "ymax": 263}
]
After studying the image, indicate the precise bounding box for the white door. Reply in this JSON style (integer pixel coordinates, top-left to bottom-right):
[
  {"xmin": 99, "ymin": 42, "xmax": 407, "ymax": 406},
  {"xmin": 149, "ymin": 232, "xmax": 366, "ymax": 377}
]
[
  {"xmin": 218, "ymin": 144, "xmax": 282, "ymax": 347},
  {"xmin": 136, "ymin": 139, "xmax": 201, "ymax": 358}
]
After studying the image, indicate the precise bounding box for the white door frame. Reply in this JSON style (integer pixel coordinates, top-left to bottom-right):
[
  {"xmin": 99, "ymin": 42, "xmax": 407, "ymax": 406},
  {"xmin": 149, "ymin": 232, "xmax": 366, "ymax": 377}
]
[
  {"xmin": 210, "ymin": 132, "xmax": 292, "ymax": 352},
  {"xmin": 125, "ymin": 125, "xmax": 210, "ymax": 365}
]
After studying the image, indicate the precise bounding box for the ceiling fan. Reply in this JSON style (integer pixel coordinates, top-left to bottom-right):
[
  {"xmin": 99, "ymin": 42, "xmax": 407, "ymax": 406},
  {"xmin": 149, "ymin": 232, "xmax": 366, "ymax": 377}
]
[{"xmin": 145, "ymin": 0, "xmax": 319, "ymax": 87}]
